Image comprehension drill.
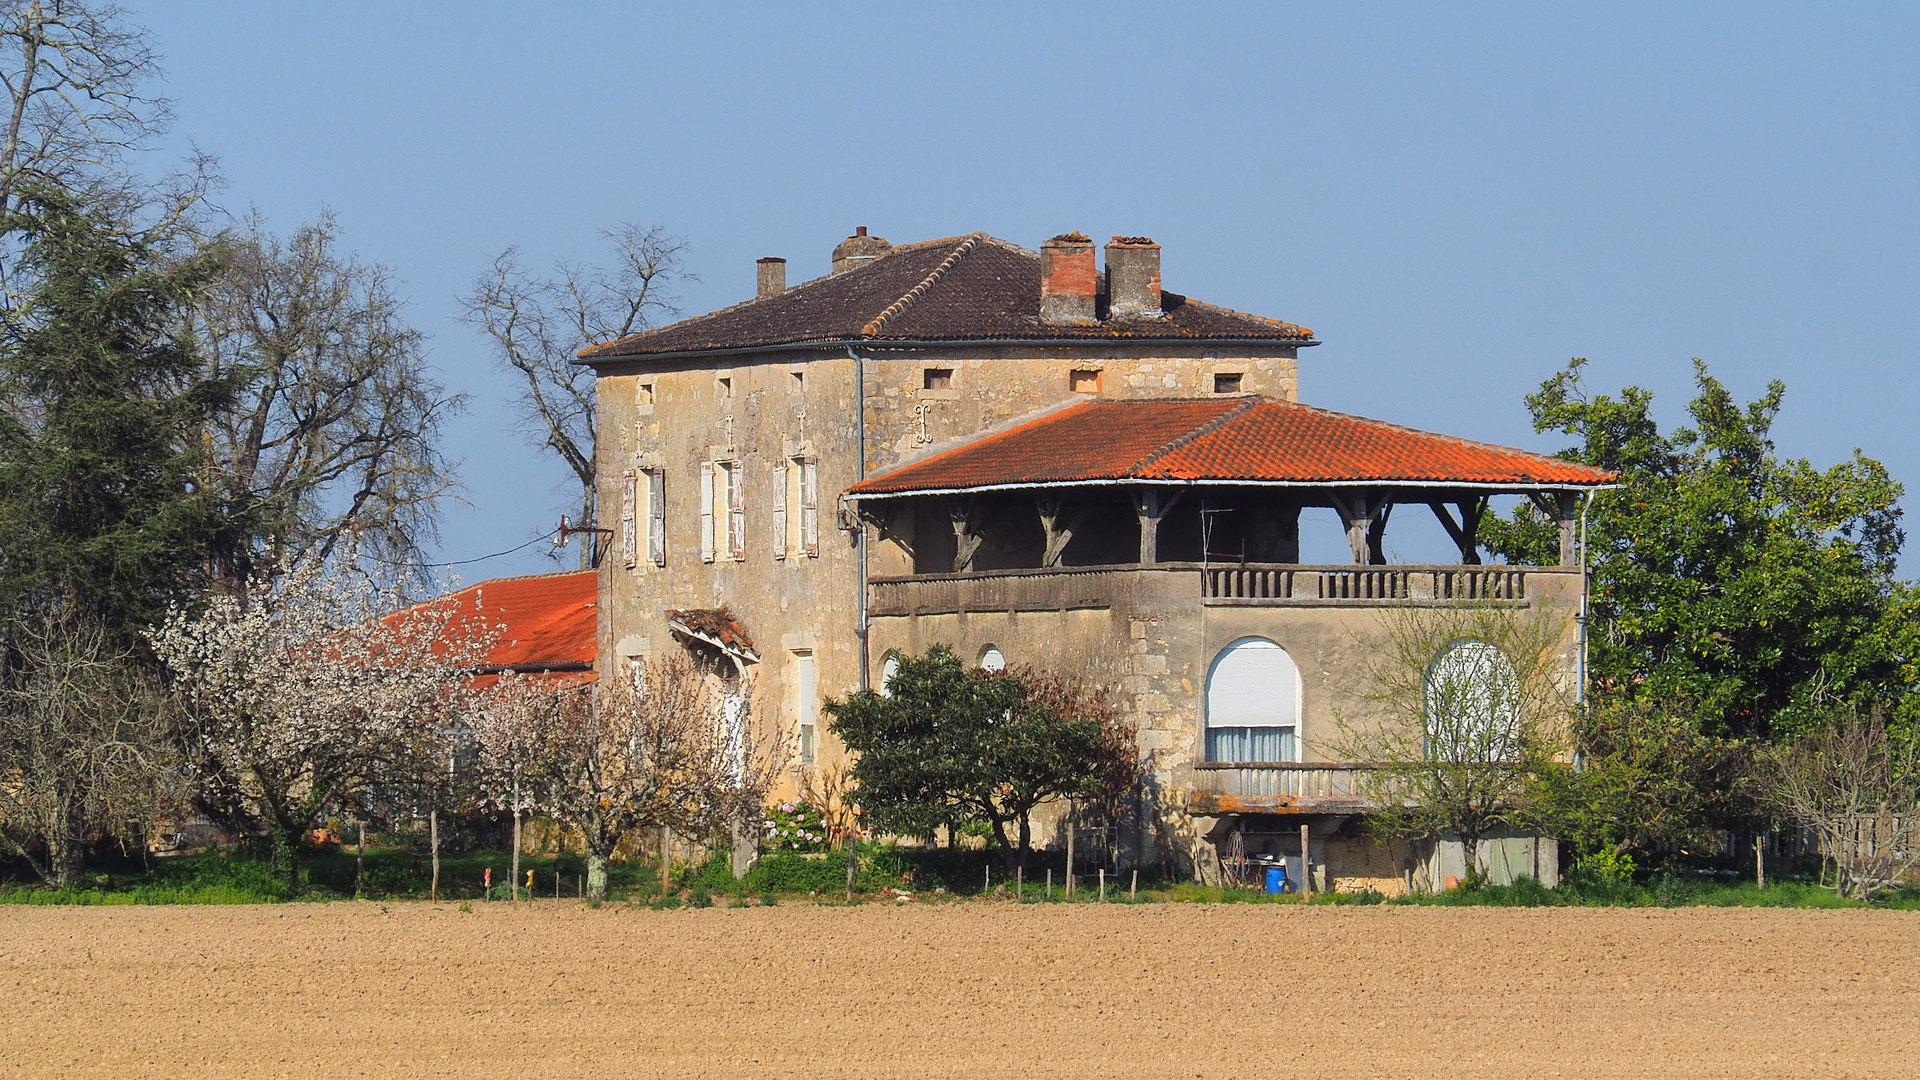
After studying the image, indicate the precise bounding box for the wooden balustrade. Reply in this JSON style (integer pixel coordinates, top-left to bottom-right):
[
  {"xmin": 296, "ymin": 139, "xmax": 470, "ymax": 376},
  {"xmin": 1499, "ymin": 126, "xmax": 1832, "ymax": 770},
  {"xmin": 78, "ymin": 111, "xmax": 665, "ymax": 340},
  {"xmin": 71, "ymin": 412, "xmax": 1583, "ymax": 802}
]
[{"xmin": 1189, "ymin": 761, "xmax": 1385, "ymax": 813}]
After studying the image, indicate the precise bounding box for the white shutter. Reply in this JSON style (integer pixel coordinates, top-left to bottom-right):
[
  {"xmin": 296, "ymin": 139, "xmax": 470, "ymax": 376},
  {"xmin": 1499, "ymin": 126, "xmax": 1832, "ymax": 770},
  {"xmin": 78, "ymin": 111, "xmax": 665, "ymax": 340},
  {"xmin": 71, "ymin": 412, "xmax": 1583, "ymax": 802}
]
[
  {"xmin": 648, "ymin": 469, "xmax": 666, "ymax": 566},
  {"xmin": 699, "ymin": 461, "xmax": 715, "ymax": 563},
  {"xmin": 800, "ymin": 459, "xmax": 819, "ymax": 557},
  {"xmin": 620, "ymin": 469, "xmax": 637, "ymax": 568},
  {"xmin": 773, "ymin": 460, "xmax": 789, "ymax": 560},
  {"xmin": 728, "ymin": 461, "xmax": 745, "ymax": 560}
]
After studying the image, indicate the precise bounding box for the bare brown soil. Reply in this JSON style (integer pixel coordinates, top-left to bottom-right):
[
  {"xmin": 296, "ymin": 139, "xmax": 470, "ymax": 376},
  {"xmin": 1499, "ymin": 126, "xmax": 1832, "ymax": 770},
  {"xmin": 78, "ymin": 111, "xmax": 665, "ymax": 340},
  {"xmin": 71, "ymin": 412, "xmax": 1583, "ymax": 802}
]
[{"xmin": 2, "ymin": 901, "xmax": 1916, "ymax": 1078}]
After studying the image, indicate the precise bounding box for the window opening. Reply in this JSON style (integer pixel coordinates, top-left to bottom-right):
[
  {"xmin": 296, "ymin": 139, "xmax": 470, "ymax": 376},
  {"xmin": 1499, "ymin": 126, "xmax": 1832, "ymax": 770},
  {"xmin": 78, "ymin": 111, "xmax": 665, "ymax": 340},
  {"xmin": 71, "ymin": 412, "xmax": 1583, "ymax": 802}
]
[
  {"xmin": 1070, "ymin": 369, "xmax": 1101, "ymax": 394},
  {"xmin": 1205, "ymin": 638, "xmax": 1300, "ymax": 762},
  {"xmin": 1424, "ymin": 641, "xmax": 1520, "ymax": 762},
  {"xmin": 638, "ymin": 382, "xmax": 655, "ymax": 406},
  {"xmin": 923, "ymin": 367, "xmax": 953, "ymax": 391},
  {"xmin": 978, "ymin": 646, "xmax": 1006, "ymax": 672},
  {"xmin": 794, "ymin": 651, "xmax": 818, "ymax": 766},
  {"xmin": 1212, "ymin": 372, "xmax": 1243, "ymax": 394},
  {"xmin": 646, "ymin": 469, "xmax": 666, "ymax": 565}
]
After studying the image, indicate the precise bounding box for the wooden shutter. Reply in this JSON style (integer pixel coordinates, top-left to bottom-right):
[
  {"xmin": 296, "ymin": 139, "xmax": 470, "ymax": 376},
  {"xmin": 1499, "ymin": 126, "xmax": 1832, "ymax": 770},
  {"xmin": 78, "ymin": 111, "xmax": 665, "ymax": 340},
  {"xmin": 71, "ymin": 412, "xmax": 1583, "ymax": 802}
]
[
  {"xmin": 773, "ymin": 460, "xmax": 789, "ymax": 560},
  {"xmin": 648, "ymin": 469, "xmax": 666, "ymax": 566},
  {"xmin": 727, "ymin": 461, "xmax": 745, "ymax": 560},
  {"xmin": 800, "ymin": 459, "xmax": 819, "ymax": 557},
  {"xmin": 699, "ymin": 461, "xmax": 715, "ymax": 563},
  {"xmin": 620, "ymin": 469, "xmax": 637, "ymax": 568}
]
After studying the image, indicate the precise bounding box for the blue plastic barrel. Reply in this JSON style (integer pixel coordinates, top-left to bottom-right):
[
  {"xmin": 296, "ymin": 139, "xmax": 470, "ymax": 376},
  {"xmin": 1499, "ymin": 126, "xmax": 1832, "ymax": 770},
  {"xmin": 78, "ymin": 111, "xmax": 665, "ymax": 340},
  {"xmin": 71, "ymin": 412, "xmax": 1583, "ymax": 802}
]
[{"xmin": 1264, "ymin": 866, "xmax": 1285, "ymax": 893}]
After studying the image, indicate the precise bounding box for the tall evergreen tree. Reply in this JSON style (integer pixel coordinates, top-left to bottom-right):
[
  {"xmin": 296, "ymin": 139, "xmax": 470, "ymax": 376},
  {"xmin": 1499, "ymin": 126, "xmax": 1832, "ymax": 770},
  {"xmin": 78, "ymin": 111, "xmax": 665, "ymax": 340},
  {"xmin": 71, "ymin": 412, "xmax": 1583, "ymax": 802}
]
[{"xmin": 0, "ymin": 184, "xmax": 247, "ymax": 641}]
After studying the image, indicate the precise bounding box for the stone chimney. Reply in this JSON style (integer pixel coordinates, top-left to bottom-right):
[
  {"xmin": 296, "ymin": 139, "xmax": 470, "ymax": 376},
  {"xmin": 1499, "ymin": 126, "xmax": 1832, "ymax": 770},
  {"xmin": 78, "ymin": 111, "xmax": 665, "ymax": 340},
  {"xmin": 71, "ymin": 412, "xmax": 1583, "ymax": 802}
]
[
  {"xmin": 831, "ymin": 226, "xmax": 891, "ymax": 274},
  {"xmin": 1105, "ymin": 236, "xmax": 1162, "ymax": 318},
  {"xmin": 756, "ymin": 257, "xmax": 786, "ymax": 298},
  {"xmin": 1039, "ymin": 231, "xmax": 1096, "ymax": 324}
]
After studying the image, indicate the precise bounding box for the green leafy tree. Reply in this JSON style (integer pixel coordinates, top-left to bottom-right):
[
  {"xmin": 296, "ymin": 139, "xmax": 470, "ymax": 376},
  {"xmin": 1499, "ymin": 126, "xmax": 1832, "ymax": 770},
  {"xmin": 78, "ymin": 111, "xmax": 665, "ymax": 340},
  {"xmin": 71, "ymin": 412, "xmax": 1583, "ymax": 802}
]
[
  {"xmin": 1528, "ymin": 697, "xmax": 1751, "ymax": 865},
  {"xmin": 1480, "ymin": 358, "xmax": 1906, "ymax": 741},
  {"xmin": 0, "ymin": 184, "xmax": 248, "ymax": 641},
  {"xmin": 825, "ymin": 645, "xmax": 1130, "ymax": 875}
]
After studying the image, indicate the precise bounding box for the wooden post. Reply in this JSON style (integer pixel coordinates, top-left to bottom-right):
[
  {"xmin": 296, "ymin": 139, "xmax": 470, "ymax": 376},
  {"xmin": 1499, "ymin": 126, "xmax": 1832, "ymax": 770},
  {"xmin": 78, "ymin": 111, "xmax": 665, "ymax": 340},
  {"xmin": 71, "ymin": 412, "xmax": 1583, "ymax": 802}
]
[
  {"xmin": 1755, "ymin": 834, "xmax": 1766, "ymax": 889},
  {"xmin": 1065, "ymin": 802, "xmax": 1076, "ymax": 899},
  {"xmin": 429, "ymin": 809, "xmax": 440, "ymax": 903},
  {"xmin": 1300, "ymin": 822, "xmax": 1311, "ymax": 900},
  {"xmin": 1130, "ymin": 869, "xmax": 1137, "ymax": 901},
  {"xmin": 510, "ymin": 772, "xmax": 522, "ymax": 905},
  {"xmin": 1046, "ymin": 869, "xmax": 1053, "ymax": 899},
  {"xmin": 660, "ymin": 825, "xmax": 671, "ymax": 895},
  {"xmin": 1099, "ymin": 869, "xmax": 1106, "ymax": 902},
  {"xmin": 984, "ymin": 864, "xmax": 990, "ymax": 893},
  {"xmin": 1016, "ymin": 865, "xmax": 1023, "ymax": 900},
  {"xmin": 355, "ymin": 820, "xmax": 365, "ymax": 899}
]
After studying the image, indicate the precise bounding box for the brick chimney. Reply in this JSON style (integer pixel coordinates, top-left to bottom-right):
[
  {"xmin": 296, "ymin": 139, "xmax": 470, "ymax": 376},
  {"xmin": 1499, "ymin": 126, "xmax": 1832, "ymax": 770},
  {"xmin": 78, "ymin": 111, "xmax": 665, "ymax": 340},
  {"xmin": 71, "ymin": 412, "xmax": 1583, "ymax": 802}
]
[
  {"xmin": 756, "ymin": 257, "xmax": 786, "ymax": 297},
  {"xmin": 1039, "ymin": 231, "xmax": 1096, "ymax": 324},
  {"xmin": 1105, "ymin": 236, "xmax": 1162, "ymax": 318},
  {"xmin": 831, "ymin": 226, "xmax": 891, "ymax": 274}
]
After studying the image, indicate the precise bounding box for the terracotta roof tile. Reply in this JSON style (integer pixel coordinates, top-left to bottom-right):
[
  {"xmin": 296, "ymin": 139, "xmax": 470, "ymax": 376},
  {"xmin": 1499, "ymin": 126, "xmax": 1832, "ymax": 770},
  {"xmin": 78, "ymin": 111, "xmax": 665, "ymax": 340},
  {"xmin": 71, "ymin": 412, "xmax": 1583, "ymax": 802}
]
[
  {"xmin": 441, "ymin": 570, "xmax": 597, "ymax": 671},
  {"xmin": 577, "ymin": 235, "xmax": 1313, "ymax": 361},
  {"xmin": 846, "ymin": 398, "xmax": 1615, "ymax": 495}
]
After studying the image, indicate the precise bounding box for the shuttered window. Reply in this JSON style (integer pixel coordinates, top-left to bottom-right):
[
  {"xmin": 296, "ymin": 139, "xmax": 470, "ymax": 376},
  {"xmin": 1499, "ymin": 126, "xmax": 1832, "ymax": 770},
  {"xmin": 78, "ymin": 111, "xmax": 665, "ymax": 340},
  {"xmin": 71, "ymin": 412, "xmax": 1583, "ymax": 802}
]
[
  {"xmin": 1205, "ymin": 638, "xmax": 1302, "ymax": 763},
  {"xmin": 799, "ymin": 458, "xmax": 819, "ymax": 557},
  {"xmin": 699, "ymin": 462, "xmax": 715, "ymax": 562},
  {"xmin": 726, "ymin": 461, "xmax": 745, "ymax": 560},
  {"xmin": 773, "ymin": 461, "xmax": 788, "ymax": 559},
  {"xmin": 620, "ymin": 469, "xmax": 638, "ymax": 568},
  {"xmin": 647, "ymin": 469, "xmax": 666, "ymax": 566}
]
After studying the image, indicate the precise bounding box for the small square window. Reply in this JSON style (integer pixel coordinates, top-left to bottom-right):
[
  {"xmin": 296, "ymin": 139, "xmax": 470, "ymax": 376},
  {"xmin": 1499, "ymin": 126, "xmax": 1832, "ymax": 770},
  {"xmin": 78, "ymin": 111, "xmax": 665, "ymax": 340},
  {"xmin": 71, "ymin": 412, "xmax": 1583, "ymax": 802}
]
[
  {"xmin": 1070, "ymin": 369, "xmax": 1101, "ymax": 394},
  {"xmin": 638, "ymin": 383, "xmax": 655, "ymax": 406},
  {"xmin": 791, "ymin": 370, "xmax": 805, "ymax": 390},
  {"xmin": 923, "ymin": 368, "xmax": 952, "ymax": 391},
  {"xmin": 718, "ymin": 377, "xmax": 733, "ymax": 399},
  {"xmin": 1213, "ymin": 372, "xmax": 1243, "ymax": 394}
]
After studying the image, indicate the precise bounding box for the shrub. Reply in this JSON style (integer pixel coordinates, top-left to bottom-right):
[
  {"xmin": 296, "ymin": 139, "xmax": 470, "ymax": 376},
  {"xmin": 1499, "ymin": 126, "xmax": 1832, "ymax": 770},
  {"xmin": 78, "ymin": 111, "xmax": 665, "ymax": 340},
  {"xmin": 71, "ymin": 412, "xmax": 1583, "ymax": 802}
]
[
  {"xmin": 762, "ymin": 801, "xmax": 832, "ymax": 853},
  {"xmin": 688, "ymin": 887, "xmax": 713, "ymax": 908}
]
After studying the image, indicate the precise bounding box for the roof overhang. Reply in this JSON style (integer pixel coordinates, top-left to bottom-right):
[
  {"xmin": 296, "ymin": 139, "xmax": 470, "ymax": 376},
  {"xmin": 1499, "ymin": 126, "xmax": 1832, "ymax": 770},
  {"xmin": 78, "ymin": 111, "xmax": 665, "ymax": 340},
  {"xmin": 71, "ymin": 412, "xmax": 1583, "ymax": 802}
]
[
  {"xmin": 846, "ymin": 478, "xmax": 1619, "ymax": 502},
  {"xmin": 576, "ymin": 335, "xmax": 1320, "ymax": 369},
  {"xmin": 668, "ymin": 617, "xmax": 761, "ymax": 665}
]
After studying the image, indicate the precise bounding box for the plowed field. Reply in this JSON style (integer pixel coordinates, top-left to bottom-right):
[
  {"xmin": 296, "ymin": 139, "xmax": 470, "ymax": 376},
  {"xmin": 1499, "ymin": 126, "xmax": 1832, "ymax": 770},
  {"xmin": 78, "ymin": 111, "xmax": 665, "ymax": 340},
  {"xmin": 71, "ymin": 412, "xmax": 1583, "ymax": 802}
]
[{"xmin": 3, "ymin": 901, "xmax": 1915, "ymax": 1078}]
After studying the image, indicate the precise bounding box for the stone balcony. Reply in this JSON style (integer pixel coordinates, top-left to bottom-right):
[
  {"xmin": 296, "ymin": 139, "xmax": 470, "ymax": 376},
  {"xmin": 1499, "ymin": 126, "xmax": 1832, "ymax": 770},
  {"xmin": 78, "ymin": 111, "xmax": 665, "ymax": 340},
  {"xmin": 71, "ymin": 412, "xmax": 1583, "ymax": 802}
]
[
  {"xmin": 868, "ymin": 562, "xmax": 1575, "ymax": 617},
  {"xmin": 1188, "ymin": 762, "xmax": 1384, "ymax": 814}
]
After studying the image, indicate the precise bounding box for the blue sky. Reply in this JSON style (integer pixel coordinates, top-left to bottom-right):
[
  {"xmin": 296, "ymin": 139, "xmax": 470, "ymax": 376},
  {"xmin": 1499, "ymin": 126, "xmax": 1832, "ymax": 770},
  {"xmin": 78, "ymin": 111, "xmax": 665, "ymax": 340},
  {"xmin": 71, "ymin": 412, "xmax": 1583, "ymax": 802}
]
[{"xmin": 138, "ymin": 2, "xmax": 1918, "ymax": 575}]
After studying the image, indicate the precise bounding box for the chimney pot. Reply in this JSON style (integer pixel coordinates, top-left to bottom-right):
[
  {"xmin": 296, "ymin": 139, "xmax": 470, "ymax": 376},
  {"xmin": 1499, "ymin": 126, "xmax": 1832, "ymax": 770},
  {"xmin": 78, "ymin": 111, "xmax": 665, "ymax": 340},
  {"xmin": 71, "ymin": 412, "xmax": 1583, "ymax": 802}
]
[
  {"xmin": 831, "ymin": 227, "xmax": 891, "ymax": 274},
  {"xmin": 1105, "ymin": 236, "xmax": 1162, "ymax": 318},
  {"xmin": 756, "ymin": 257, "xmax": 787, "ymax": 298},
  {"xmin": 1040, "ymin": 231, "xmax": 1097, "ymax": 325}
]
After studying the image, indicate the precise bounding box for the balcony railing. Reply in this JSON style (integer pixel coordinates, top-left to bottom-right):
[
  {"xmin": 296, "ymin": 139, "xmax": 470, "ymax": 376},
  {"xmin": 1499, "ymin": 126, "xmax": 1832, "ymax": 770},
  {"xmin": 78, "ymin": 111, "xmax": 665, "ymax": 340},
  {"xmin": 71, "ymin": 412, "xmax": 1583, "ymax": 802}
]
[
  {"xmin": 1200, "ymin": 564, "xmax": 1534, "ymax": 603},
  {"xmin": 868, "ymin": 562, "xmax": 1566, "ymax": 617},
  {"xmin": 1189, "ymin": 762, "xmax": 1386, "ymax": 814}
]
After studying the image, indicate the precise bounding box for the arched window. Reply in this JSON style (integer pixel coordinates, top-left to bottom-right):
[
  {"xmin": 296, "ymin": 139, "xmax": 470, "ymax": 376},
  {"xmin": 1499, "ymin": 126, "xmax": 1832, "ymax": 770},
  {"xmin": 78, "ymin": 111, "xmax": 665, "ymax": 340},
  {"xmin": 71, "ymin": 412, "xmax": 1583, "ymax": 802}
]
[
  {"xmin": 1424, "ymin": 640, "xmax": 1520, "ymax": 762},
  {"xmin": 978, "ymin": 646, "xmax": 1006, "ymax": 673},
  {"xmin": 879, "ymin": 653, "xmax": 901, "ymax": 697},
  {"xmin": 1205, "ymin": 638, "xmax": 1301, "ymax": 762}
]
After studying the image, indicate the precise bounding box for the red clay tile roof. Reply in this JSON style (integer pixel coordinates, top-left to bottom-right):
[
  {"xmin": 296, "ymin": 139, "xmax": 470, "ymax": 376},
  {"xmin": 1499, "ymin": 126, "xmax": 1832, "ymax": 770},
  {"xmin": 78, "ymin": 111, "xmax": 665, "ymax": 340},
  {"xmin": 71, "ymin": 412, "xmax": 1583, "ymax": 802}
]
[
  {"xmin": 846, "ymin": 398, "xmax": 1615, "ymax": 495},
  {"xmin": 577, "ymin": 234, "xmax": 1314, "ymax": 361},
  {"xmin": 666, "ymin": 607, "xmax": 758, "ymax": 662},
  {"xmin": 443, "ymin": 570, "xmax": 597, "ymax": 672}
]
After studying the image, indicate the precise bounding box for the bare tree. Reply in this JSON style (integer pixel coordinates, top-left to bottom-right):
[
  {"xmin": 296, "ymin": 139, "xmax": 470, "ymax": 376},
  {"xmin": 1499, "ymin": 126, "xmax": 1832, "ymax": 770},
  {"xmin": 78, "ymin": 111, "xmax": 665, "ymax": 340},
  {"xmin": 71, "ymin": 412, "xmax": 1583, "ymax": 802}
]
[
  {"xmin": 0, "ymin": 0, "xmax": 169, "ymax": 211},
  {"xmin": 1339, "ymin": 606, "xmax": 1571, "ymax": 888},
  {"xmin": 476, "ymin": 652, "xmax": 781, "ymax": 903},
  {"xmin": 0, "ymin": 602, "xmax": 180, "ymax": 887},
  {"xmin": 460, "ymin": 226, "xmax": 691, "ymax": 566},
  {"xmin": 192, "ymin": 211, "xmax": 465, "ymax": 570},
  {"xmin": 150, "ymin": 550, "xmax": 497, "ymax": 894},
  {"xmin": 1762, "ymin": 710, "xmax": 1919, "ymax": 901}
]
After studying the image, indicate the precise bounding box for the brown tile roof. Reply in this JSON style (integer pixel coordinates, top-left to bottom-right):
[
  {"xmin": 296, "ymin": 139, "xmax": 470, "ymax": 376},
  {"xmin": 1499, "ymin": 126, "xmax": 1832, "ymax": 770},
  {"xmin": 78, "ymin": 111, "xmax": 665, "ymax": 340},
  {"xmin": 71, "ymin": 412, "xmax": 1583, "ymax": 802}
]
[
  {"xmin": 577, "ymin": 234, "xmax": 1314, "ymax": 361},
  {"xmin": 845, "ymin": 398, "xmax": 1616, "ymax": 496},
  {"xmin": 667, "ymin": 607, "xmax": 759, "ymax": 663}
]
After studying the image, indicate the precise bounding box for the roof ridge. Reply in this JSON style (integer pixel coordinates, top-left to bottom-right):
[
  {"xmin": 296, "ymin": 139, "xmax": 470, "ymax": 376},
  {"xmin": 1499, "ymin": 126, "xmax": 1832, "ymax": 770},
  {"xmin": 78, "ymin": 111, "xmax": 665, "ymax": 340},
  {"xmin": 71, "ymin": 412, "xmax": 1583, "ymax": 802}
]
[
  {"xmin": 861, "ymin": 233, "xmax": 984, "ymax": 337},
  {"xmin": 1126, "ymin": 397, "xmax": 1260, "ymax": 474},
  {"xmin": 1260, "ymin": 398, "xmax": 1603, "ymax": 470}
]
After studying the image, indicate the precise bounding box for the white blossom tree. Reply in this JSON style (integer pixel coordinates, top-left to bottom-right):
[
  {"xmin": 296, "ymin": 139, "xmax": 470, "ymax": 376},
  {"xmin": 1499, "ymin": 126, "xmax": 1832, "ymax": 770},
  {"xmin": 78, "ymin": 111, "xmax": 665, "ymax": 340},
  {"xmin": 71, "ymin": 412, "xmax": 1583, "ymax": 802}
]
[
  {"xmin": 150, "ymin": 553, "xmax": 496, "ymax": 894},
  {"xmin": 475, "ymin": 652, "xmax": 782, "ymax": 903}
]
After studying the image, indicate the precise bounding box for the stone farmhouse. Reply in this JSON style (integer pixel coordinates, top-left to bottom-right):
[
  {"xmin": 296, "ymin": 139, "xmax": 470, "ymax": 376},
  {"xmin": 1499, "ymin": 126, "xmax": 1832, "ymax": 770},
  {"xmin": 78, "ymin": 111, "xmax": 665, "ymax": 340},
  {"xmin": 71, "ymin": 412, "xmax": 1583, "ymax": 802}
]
[{"xmin": 577, "ymin": 229, "xmax": 1613, "ymax": 893}]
